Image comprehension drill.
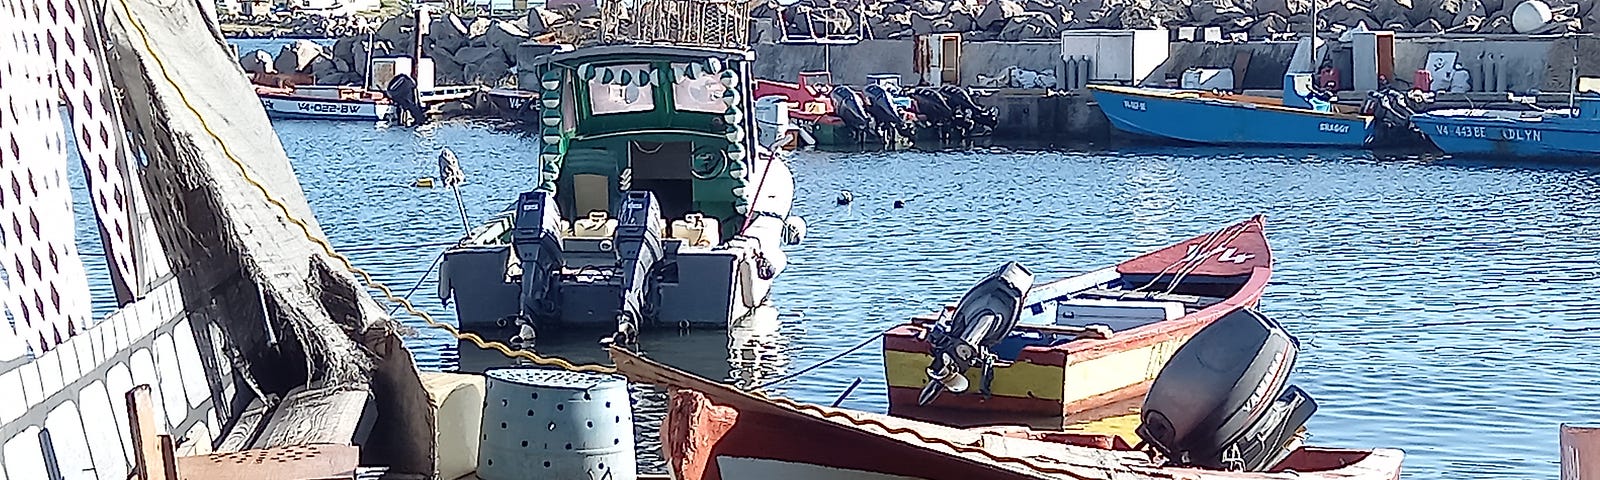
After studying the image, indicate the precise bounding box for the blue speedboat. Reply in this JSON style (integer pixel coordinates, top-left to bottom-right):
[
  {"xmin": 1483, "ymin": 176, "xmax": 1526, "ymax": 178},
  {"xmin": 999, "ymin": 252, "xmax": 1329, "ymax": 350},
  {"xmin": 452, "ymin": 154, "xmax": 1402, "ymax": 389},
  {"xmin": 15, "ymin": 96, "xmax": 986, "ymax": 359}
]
[
  {"xmin": 1089, "ymin": 74, "xmax": 1381, "ymax": 147},
  {"xmin": 1409, "ymin": 96, "xmax": 1600, "ymax": 160}
]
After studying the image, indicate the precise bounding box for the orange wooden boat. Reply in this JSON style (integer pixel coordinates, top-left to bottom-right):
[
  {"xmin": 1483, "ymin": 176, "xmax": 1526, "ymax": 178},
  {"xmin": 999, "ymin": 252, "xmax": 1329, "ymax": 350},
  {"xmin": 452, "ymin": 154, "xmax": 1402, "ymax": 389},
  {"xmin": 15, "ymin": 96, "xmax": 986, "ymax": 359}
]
[
  {"xmin": 609, "ymin": 346, "xmax": 1404, "ymax": 480},
  {"xmin": 883, "ymin": 216, "xmax": 1271, "ymax": 426}
]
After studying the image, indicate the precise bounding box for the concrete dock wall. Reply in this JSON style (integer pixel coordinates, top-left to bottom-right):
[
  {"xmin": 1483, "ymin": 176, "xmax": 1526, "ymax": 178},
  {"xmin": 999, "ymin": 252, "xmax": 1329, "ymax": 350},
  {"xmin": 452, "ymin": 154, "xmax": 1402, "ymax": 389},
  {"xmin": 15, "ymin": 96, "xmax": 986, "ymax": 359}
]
[
  {"xmin": 752, "ymin": 40, "xmax": 917, "ymax": 85},
  {"xmin": 957, "ymin": 41, "xmax": 1062, "ymax": 86}
]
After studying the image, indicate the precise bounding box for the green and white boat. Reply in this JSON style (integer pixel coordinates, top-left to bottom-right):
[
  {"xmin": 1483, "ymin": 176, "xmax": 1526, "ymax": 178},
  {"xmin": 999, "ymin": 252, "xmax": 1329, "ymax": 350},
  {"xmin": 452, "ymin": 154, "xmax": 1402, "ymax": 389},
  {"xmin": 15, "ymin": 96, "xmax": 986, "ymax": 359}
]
[{"xmin": 438, "ymin": 8, "xmax": 804, "ymax": 345}]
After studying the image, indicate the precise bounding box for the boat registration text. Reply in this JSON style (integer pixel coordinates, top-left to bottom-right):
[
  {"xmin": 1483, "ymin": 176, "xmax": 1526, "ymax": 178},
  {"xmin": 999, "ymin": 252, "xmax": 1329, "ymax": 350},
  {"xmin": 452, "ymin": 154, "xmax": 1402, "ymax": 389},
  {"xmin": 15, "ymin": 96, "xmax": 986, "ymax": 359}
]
[
  {"xmin": 261, "ymin": 99, "xmax": 369, "ymax": 115},
  {"xmin": 1318, "ymin": 122, "xmax": 1351, "ymax": 134},
  {"xmin": 1122, "ymin": 100, "xmax": 1147, "ymax": 111},
  {"xmin": 1433, "ymin": 124, "xmax": 1543, "ymax": 142}
]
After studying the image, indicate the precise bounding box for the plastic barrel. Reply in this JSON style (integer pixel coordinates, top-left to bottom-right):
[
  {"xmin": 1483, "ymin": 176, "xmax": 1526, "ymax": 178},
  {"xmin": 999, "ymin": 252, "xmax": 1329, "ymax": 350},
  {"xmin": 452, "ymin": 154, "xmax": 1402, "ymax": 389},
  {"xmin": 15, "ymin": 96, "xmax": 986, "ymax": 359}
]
[{"xmin": 478, "ymin": 368, "xmax": 636, "ymax": 480}]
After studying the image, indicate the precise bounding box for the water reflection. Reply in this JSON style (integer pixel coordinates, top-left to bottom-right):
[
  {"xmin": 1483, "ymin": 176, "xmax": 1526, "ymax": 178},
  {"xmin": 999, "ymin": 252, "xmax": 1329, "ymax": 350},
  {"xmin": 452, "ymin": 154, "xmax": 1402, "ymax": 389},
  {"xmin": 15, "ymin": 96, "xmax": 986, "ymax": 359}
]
[{"xmin": 452, "ymin": 305, "xmax": 789, "ymax": 475}]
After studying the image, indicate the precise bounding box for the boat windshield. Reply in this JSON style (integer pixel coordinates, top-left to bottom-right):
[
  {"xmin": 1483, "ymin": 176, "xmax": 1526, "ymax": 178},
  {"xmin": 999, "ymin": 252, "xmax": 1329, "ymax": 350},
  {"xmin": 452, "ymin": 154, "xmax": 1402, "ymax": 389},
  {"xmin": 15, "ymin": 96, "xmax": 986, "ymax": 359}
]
[
  {"xmin": 588, "ymin": 63, "xmax": 656, "ymax": 115},
  {"xmin": 671, "ymin": 63, "xmax": 728, "ymax": 114}
]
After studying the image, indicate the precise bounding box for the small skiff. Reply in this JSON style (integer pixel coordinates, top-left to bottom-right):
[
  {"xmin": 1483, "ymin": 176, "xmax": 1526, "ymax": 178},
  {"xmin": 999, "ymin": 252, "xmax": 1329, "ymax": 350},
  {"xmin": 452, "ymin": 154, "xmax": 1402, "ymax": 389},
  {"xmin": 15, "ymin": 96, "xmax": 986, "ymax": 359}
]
[{"xmin": 883, "ymin": 216, "xmax": 1271, "ymax": 426}]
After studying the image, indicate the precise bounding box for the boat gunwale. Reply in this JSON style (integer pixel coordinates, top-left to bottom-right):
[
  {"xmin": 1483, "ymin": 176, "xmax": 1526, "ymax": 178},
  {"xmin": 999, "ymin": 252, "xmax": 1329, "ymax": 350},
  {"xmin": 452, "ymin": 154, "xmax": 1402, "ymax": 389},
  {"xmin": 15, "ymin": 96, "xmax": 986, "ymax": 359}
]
[
  {"xmin": 1410, "ymin": 111, "xmax": 1600, "ymax": 136},
  {"xmin": 1088, "ymin": 84, "xmax": 1372, "ymax": 122}
]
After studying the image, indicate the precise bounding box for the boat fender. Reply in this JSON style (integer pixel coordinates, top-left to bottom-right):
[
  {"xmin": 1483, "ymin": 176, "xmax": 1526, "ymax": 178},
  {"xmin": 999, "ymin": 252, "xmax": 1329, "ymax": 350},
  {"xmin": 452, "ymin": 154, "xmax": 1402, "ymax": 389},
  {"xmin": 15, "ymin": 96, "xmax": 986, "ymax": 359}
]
[
  {"xmin": 893, "ymin": 199, "xmax": 905, "ymax": 209},
  {"xmin": 737, "ymin": 255, "xmax": 760, "ymax": 308},
  {"xmin": 755, "ymin": 252, "xmax": 775, "ymax": 280},
  {"xmin": 781, "ymin": 216, "xmax": 806, "ymax": 245},
  {"xmin": 836, "ymin": 190, "xmax": 853, "ymax": 205}
]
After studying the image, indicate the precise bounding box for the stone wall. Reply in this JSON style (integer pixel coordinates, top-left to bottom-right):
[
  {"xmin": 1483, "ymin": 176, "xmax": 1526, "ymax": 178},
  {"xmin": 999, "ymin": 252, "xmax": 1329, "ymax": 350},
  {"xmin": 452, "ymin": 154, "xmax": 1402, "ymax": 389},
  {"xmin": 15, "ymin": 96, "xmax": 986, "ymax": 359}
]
[{"xmin": 752, "ymin": 40, "xmax": 918, "ymax": 84}]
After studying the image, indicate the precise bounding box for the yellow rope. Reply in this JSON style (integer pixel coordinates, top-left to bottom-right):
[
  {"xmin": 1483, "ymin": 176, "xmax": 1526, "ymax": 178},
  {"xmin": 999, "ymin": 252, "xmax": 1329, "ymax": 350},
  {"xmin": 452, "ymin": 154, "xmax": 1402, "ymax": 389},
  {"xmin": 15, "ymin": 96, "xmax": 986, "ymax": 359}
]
[
  {"xmin": 111, "ymin": 0, "xmax": 613, "ymax": 374},
  {"xmin": 106, "ymin": 6, "xmax": 1101, "ymax": 475}
]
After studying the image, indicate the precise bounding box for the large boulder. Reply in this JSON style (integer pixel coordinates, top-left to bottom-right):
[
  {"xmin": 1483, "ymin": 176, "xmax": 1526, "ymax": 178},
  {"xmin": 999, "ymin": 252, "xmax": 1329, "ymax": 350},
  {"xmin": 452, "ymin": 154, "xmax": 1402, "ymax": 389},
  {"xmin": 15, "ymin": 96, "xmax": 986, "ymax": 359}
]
[
  {"xmin": 1367, "ymin": 0, "xmax": 1415, "ymax": 27},
  {"xmin": 433, "ymin": 53, "xmax": 466, "ymax": 85},
  {"xmin": 431, "ymin": 14, "xmax": 470, "ymax": 53},
  {"xmin": 309, "ymin": 54, "xmax": 340, "ymax": 80},
  {"xmin": 1190, "ymin": 0, "xmax": 1250, "ymax": 23},
  {"xmin": 453, "ymin": 45, "xmax": 503, "ymax": 65},
  {"xmin": 526, "ymin": 6, "xmax": 565, "ymax": 34},
  {"xmin": 467, "ymin": 17, "xmax": 493, "ymax": 38},
  {"xmin": 483, "ymin": 20, "xmax": 530, "ymax": 60},
  {"xmin": 1024, "ymin": 0, "xmax": 1069, "ymax": 22},
  {"xmin": 1249, "ymin": 10, "xmax": 1290, "ymax": 34},
  {"xmin": 239, "ymin": 49, "xmax": 275, "ymax": 74},
  {"xmin": 976, "ymin": 0, "xmax": 1025, "ymax": 29},
  {"xmin": 461, "ymin": 54, "xmax": 511, "ymax": 84},
  {"xmin": 999, "ymin": 11, "xmax": 1060, "ymax": 39},
  {"xmin": 1255, "ymin": 0, "xmax": 1310, "ymax": 16},
  {"xmin": 273, "ymin": 39, "xmax": 324, "ymax": 74}
]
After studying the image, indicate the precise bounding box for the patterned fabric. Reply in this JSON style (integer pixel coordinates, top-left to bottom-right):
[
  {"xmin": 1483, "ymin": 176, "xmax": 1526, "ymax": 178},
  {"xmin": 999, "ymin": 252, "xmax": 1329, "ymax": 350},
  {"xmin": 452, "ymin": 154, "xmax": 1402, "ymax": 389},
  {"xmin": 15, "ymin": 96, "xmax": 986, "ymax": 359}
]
[
  {"xmin": 0, "ymin": 0, "xmax": 149, "ymax": 352},
  {"xmin": 47, "ymin": 0, "xmax": 143, "ymax": 303},
  {"xmin": 0, "ymin": 0, "xmax": 95, "ymax": 352}
]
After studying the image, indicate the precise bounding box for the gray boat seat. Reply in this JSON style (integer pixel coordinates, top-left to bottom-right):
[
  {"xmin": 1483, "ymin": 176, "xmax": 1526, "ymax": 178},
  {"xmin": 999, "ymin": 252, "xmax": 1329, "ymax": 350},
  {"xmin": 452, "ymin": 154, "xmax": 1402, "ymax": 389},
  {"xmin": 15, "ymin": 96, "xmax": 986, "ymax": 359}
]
[
  {"xmin": 1054, "ymin": 298, "xmax": 1185, "ymax": 332},
  {"xmin": 669, "ymin": 213, "xmax": 721, "ymax": 247},
  {"xmin": 572, "ymin": 210, "xmax": 617, "ymax": 238}
]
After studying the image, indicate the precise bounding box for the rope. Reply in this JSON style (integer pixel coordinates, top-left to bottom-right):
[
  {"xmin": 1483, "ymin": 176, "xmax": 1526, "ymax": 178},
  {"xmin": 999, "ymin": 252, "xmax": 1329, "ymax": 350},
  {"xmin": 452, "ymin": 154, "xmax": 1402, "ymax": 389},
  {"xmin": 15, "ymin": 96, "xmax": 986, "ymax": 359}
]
[
  {"xmin": 388, "ymin": 250, "xmax": 444, "ymax": 316},
  {"xmin": 737, "ymin": 148, "xmax": 780, "ymax": 234},
  {"xmin": 754, "ymin": 332, "xmax": 882, "ymax": 390},
  {"xmin": 114, "ymin": 0, "xmax": 614, "ymax": 374},
  {"xmin": 333, "ymin": 240, "xmax": 458, "ymax": 253}
]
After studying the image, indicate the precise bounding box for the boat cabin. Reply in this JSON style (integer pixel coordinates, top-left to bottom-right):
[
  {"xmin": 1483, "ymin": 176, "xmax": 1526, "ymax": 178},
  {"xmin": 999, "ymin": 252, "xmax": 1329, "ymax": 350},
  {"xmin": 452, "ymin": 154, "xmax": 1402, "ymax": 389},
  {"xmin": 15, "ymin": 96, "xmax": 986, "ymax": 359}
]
[{"xmin": 529, "ymin": 45, "xmax": 758, "ymax": 241}]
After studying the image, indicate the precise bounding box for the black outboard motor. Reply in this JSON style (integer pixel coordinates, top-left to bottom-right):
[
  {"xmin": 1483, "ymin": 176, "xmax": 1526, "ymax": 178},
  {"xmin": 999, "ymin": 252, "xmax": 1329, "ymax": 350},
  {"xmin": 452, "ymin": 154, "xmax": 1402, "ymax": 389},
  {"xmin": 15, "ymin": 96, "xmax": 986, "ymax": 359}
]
[
  {"xmin": 612, "ymin": 191, "xmax": 665, "ymax": 346},
  {"xmin": 864, "ymin": 83, "xmax": 912, "ymax": 138},
  {"xmin": 908, "ymin": 87, "xmax": 959, "ymax": 139},
  {"xmin": 939, "ymin": 84, "xmax": 999, "ymax": 131},
  {"xmin": 386, "ymin": 74, "xmax": 428, "ymax": 126},
  {"xmin": 512, "ymin": 190, "xmax": 565, "ymax": 324},
  {"xmin": 918, "ymin": 262, "xmax": 1034, "ymax": 405},
  {"xmin": 1136, "ymin": 308, "xmax": 1317, "ymax": 472},
  {"xmin": 829, "ymin": 85, "xmax": 874, "ymax": 140}
]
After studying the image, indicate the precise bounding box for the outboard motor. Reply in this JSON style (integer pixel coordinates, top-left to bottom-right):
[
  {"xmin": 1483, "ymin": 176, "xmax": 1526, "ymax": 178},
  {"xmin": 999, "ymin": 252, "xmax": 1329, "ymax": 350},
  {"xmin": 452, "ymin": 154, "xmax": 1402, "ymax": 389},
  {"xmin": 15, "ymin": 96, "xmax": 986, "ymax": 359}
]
[
  {"xmin": 907, "ymin": 87, "xmax": 957, "ymax": 139},
  {"xmin": 1136, "ymin": 308, "xmax": 1317, "ymax": 472},
  {"xmin": 829, "ymin": 86, "xmax": 874, "ymax": 140},
  {"xmin": 918, "ymin": 262, "xmax": 1034, "ymax": 406},
  {"xmin": 386, "ymin": 74, "xmax": 428, "ymax": 126},
  {"xmin": 612, "ymin": 191, "xmax": 665, "ymax": 346},
  {"xmin": 512, "ymin": 190, "xmax": 565, "ymax": 324},
  {"xmin": 939, "ymin": 84, "xmax": 998, "ymax": 131},
  {"xmin": 864, "ymin": 83, "xmax": 912, "ymax": 138}
]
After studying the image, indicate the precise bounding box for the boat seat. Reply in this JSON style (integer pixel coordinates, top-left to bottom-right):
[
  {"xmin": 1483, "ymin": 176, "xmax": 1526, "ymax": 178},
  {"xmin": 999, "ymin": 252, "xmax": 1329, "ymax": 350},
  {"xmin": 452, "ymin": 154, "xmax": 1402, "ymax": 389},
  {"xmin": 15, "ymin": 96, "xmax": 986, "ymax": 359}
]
[
  {"xmin": 1075, "ymin": 288, "xmax": 1226, "ymax": 309},
  {"xmin": 1054, "ymin": 298, "xmax": 1185, "ymax": 332},
  {"xmin": 669, "ymin": 213, "xmax": 721, "ymax": 247},
  {"xmin": 572, "ymin": 210, "xmax": 617, "ymax": 238}
]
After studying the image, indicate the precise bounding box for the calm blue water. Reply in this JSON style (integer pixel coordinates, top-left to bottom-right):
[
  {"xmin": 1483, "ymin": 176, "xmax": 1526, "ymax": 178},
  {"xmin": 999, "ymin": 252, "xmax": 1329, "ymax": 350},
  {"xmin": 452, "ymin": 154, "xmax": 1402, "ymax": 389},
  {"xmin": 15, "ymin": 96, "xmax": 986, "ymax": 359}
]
[
  {"xmin": 68, "ymin": 38, "xmax": 1600, "ymax": 479},
  {"xmin": 269, "ymin": 115, "xmax": 1600, "ymax": 478}
]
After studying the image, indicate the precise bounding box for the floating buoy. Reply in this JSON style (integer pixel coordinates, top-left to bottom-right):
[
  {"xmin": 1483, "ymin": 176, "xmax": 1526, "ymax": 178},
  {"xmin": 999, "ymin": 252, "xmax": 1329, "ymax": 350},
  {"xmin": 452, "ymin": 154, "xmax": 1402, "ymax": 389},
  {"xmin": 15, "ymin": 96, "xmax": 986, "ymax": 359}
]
[
  {"xmin": 836, "ymin": 190, "xmax": 853, "ymax": 205},
  {"xmin": 413, "ymin": 177, "xmax": 436, "ymax": 188},
  {"xmin": 892, "ymin": 199, "xmax": 906, "ymax": 209}
]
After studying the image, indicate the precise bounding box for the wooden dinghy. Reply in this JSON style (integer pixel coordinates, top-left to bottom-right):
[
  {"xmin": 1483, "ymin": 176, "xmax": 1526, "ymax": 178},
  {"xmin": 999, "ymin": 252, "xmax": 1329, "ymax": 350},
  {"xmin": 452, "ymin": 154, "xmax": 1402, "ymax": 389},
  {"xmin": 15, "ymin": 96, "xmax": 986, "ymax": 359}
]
[
  {"xmin": 883, "ymin": 216, "xmax": 1272, "ymax": 426},
  {"xmin": 609, "ymin": 346, "xmax": 1404, "ymax": 480}
]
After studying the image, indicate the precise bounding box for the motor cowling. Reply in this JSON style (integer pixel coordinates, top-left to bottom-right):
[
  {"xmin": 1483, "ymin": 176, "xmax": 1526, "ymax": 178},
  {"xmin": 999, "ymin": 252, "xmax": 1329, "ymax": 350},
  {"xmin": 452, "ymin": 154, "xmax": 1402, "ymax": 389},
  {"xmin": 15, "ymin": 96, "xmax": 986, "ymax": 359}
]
[
  {"xmin": 918, "ymin": 262, "xmax": 1034, "ymax": 405},
  {"xmin": 829, "ymin": 86, "xmax": 873, "ymax": 132},
  {"xmin": 512, "ymin": 190, "xmax": 565, "ymax": 322},
  {"xmin": 613, "ymin": 191, "xmax": 665, "ymax": 346},
  {"xmin": 1136, "ymin": 308, "xmax": 1316, "ymax": 472}
]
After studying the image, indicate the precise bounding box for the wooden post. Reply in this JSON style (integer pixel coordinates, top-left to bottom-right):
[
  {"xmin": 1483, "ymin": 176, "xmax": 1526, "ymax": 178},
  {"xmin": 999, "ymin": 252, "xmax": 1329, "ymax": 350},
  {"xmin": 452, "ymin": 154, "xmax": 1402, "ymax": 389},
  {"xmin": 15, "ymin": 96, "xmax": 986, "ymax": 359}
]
[
  {"xmin": 1563, "ymin": 424, "xmax": 1600, "ymax": 480},
  {"xmin": 125, "ymin": 385, "xmax": 172, "ymax": 480}
]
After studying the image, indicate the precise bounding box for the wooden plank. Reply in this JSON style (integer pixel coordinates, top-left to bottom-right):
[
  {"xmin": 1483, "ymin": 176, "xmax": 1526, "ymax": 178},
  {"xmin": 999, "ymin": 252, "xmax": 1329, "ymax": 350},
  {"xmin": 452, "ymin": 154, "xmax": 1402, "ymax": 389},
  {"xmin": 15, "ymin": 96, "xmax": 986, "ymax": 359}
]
[
  {"xmin": 174, "ymin": 444, "xmax": 359, "ymax": 480},
  {"xmin": 125, "ymin": 384, "xmax": 171, "ymax": 480},
  {"xmin": 248, "ymin": 384, "xmax": 373, "ymax": 450}
]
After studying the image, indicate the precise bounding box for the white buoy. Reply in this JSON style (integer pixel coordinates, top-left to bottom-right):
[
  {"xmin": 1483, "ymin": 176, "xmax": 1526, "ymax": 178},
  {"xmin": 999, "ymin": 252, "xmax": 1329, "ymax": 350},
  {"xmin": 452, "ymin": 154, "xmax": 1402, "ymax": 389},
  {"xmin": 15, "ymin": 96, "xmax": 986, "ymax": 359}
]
[{"xmin": 1513, "ymin": 0, "xmax": 1553, "ymax": 33}]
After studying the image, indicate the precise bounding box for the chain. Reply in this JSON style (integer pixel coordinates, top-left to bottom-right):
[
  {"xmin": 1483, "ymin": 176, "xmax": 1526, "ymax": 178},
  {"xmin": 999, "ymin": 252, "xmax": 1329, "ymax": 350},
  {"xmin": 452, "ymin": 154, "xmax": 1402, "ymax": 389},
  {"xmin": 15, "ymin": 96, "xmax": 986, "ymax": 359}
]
[{"xmin": 114, "ymin": 0, "xmax": 613, "ymax": 374}]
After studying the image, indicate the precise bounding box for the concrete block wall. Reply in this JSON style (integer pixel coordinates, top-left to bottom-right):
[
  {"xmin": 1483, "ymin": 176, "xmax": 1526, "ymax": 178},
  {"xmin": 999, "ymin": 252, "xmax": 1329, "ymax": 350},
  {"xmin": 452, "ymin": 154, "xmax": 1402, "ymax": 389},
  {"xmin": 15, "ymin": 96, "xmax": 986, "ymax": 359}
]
[
  {"xmin": 957, "ymin": 41, "xmax": 1062, "ymax": 86},
  {"xmin": 752, "ymin": 40, "xmax": 917, "ymax": 85}
]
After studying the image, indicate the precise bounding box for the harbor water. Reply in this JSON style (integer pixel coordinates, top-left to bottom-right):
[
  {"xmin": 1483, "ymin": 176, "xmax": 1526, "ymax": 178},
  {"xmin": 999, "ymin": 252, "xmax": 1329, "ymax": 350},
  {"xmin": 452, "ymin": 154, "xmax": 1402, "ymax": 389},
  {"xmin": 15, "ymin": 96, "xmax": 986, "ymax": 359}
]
[
  {"xmin": 63, "ymin": 39, "xmax": 1597, "ymax": 478},
  {"xmin": 272, "ymin": 118, "xmax": 1600, "ymax": 479}
]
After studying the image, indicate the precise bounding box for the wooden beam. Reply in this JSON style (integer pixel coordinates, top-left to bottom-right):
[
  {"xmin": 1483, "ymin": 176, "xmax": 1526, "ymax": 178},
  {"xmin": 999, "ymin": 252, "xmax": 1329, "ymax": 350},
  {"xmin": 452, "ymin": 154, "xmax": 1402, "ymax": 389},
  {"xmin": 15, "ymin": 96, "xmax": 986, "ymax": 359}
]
[{"xmin": 124, "ymin": 385, "xmax": 170, "ymax": 480}]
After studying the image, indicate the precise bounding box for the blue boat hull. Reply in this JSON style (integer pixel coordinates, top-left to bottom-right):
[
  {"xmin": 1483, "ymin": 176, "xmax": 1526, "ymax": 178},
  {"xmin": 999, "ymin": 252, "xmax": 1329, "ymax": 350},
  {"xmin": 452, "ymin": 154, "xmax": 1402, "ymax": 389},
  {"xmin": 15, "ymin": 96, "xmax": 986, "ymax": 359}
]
[
  {"xmin": 1411, "ymin": 112, "xmax": 1600, "ymax": 160},
  {"xmin": 1091, "ymin": 87, "xmax": 1374, "ymax": 147}
]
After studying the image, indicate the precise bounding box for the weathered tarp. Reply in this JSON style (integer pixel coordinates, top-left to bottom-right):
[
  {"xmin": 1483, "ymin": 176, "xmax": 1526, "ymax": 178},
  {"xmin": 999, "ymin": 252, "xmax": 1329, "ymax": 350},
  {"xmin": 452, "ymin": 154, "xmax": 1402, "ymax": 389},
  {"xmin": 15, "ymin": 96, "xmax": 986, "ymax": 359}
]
[{"xmin": 94, "ymin": 0, "xmax": 436, "ymax": 472}]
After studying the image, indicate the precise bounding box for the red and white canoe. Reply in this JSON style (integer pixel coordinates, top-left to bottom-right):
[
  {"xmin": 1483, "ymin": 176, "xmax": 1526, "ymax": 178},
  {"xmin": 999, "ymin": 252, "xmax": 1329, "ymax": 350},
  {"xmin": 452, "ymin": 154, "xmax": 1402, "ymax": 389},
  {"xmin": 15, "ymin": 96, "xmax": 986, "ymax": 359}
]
[
  {"xmin": 609, "ymin": 346, "xmax": 1403, "ymax": 480},
  {"xmin": 883, "ymin": 216, "xmax": 1272, "ymax": 426}
]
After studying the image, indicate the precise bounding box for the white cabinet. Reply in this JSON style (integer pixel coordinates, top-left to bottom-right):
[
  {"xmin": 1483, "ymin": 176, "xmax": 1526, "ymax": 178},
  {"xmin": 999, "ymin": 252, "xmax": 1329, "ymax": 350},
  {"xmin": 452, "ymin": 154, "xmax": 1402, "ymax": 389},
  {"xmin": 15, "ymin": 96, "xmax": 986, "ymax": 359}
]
[{"xmin": 1059, "ymin": 29, "xmax": 1169, "ymax": 86}]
